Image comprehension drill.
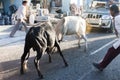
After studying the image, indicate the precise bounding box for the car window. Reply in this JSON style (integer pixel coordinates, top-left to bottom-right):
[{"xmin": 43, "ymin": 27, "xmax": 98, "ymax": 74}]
[{"xmin": 91, "ymin": 1, "xmax": 108, "ymax": 9}]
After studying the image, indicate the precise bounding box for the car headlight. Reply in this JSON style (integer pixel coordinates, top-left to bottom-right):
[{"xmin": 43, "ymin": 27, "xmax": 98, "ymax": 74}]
[
  {"xmin": 101, "ymin": 15, "xmax": 111, "ymax": 19},
  {"xmin": 82, "ymin": 13, "xmax": 88, "ymax": 19}
]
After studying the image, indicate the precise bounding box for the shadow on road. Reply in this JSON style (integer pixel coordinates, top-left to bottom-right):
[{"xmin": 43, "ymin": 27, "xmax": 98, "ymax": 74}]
[
  {"xmin": 0, "ymin": 33, "xmax": 116, "ymax": 80},
  {"xmin": 0, "ymin": 45, "xmax": 84, "ymax": 80}
]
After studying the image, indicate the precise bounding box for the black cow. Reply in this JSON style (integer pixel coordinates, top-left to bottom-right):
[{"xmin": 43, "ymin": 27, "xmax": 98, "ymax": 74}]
[{"xmin": 20, "ymin": 22, "xmax": 68, "ymax": 79}]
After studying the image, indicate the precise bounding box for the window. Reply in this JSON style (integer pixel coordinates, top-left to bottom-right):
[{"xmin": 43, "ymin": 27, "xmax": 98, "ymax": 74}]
[{"xmin": 31, "ymin": 0, "xmax": 41, "ymax": 6}]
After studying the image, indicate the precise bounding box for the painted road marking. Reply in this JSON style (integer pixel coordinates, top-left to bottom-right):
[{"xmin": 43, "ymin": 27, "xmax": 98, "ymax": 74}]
[
  {"xmin": 90, "ymin": 39, "xmax": 117, "ymax": 55},
  {"xmin": 77, "ymin": 69, "xmax": 93, "ymax": 80},
  {"xmin": 77, "ymin": 39, "xmax": 117, "ymax": 80}
]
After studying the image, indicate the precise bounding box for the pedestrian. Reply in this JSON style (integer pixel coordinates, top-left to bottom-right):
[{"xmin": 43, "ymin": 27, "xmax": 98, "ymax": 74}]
[
  {"xmin": 108, "ymin": 0, "xmax": 116, "ymax": 7},
  {"xmin": 69, "ymin": 0, "xmax": 83, "ymax": 16},
  {"xmin": 93, "ymin": 5, "xmax": 120, "ymax": 71},
  {"xmin": 9, "ymin": 1, "xmax": 28, "ymax": 37}
]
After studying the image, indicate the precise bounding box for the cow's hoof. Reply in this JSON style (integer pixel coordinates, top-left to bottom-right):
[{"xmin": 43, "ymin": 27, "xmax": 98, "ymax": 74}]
[
  {"xmin": 20, "ymin": 66, "xmax": 27, "ymax": 75},
  {"xmin": 84, "ymin": 48, "xmax": 88, "ymax": 52},
  {"xmin": 49, "ymin": 60, "xmax": 52, "ymax": 63},
  {"xmin": 24, "ymin": 64, "xmax": 28, "ymax": 71},
  {"xmin": 65, "ymin": 63, "xmax": 68, "ymax": 67},
  {"xmin": 39, "ymin": 74, "xmax": 44, "ymax": 79},
  {"xmin": 78, "ymin": 45, "xmax": 81, "ymax": 48},
  {"xmin": 20, "ymin": 68, "xmax": 24, "ymax": 75}
]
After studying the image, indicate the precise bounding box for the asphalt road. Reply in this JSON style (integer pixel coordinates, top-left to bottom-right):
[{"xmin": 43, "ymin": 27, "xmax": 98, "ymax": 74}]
[{"xmin": 0, "ymin": 31, "xmax": 120, "ymax": 80}]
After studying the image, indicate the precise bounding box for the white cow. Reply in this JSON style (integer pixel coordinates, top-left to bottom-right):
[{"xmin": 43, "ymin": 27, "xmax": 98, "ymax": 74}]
[{"xmin": 55, "ymin": 16, "xmax": 88, "ymax": 51}]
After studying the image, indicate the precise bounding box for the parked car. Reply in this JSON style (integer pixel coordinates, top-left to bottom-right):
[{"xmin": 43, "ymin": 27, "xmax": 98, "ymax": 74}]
[{"xmin": 83, "ymin": 0, "xmax": 114, "ymax": 32}]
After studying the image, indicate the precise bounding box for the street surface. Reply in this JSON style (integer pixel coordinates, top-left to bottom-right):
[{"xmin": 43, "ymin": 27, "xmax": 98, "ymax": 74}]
[{"xmin": 0, "ymin": 26, "xmax": 120, "ymax": 80}]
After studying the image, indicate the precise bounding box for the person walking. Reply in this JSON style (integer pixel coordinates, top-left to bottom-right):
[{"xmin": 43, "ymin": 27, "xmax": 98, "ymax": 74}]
[
  {"xmin": 93, "ymin": 5, "xmax": 120, "ymax": 71},
  {"xmin": 10, "ymin": 1, "xmax": 28, "ymax": 37}
]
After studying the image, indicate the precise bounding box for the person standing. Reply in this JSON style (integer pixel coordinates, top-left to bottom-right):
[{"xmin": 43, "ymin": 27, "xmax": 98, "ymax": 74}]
[
  {"xmin": 10, "ymin": 1, "xmax": 28, "ymax": 37},
  {"xmin": 93, "ymin": 5, "xmax": 120, "ymax": 71},
  {"xmin": 69, "ymin": 0, "xmax": 83, "ymax": 16}
]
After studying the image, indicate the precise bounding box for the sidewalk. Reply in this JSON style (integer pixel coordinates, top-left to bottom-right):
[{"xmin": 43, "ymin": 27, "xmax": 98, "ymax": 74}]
[{"xmin": 0, "ymin": 25, "xmax": 27, "ymax": 47}]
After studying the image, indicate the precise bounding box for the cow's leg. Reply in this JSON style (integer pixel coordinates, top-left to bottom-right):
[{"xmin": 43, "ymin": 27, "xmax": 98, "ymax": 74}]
[
  {"xmin": 62, "ymin": 23, "xmax": 67, "ymax": 42},
  {"xmin": 46, "ymin": 48, "xmax": 52, "ymax": 63},
  {"xmin": 81, "ymin": 34, "xmax": 88, "ymax": 52},
  {"xmin": 76, "ymin": 32, "xmax": 82, "ymax": 48},
  {"xmin": 55, "ymin": 40, "xmax": 68, "ymax": 67},
  {"xmin": 49, "ymin": 54, "xmax": 51, "ymax": 63},
  {"xmin": 20, "ymin": 44, "xmax": 30, "ymax": 74},
  {"xmin": 48, "ymin": 53, "xmax": 52, "ymax": 63},
  {"xmin": 34, "ymin": 49, "xmax": 45, "ymax": 79},
  {"xmin": 58, "ymin": 34, "xmax": 64, "ymax": 42}
]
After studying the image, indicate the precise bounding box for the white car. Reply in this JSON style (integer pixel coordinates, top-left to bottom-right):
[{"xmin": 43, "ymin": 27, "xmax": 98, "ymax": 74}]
[{"xmin": 83, "ymin": 0, "xmax": 114, "ymax": 32}]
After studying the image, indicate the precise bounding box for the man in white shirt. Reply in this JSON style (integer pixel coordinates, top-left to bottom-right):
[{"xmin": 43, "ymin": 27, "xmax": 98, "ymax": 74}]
[
  {"xmin": 93, "ymin": 5, "xmax": 120, "ymax": 71},
  {"xmin": 10, "ymin": 1, "xmax": 28, "ymax": 37}
]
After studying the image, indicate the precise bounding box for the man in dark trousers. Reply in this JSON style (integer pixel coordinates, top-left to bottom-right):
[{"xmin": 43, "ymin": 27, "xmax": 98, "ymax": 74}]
[
  {"xmin": 93, "ymin": 5, "xmax": 120, "ymax": 71},
  {"xmin": 10, "ymin": 1, "xmax": 28, "ymax": 37}
]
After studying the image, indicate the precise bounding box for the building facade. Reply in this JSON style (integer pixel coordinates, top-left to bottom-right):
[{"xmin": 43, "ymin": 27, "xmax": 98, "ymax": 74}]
[{"xmin": 0, "ymin": 0, "xmax": 32, "ymax": 15}]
